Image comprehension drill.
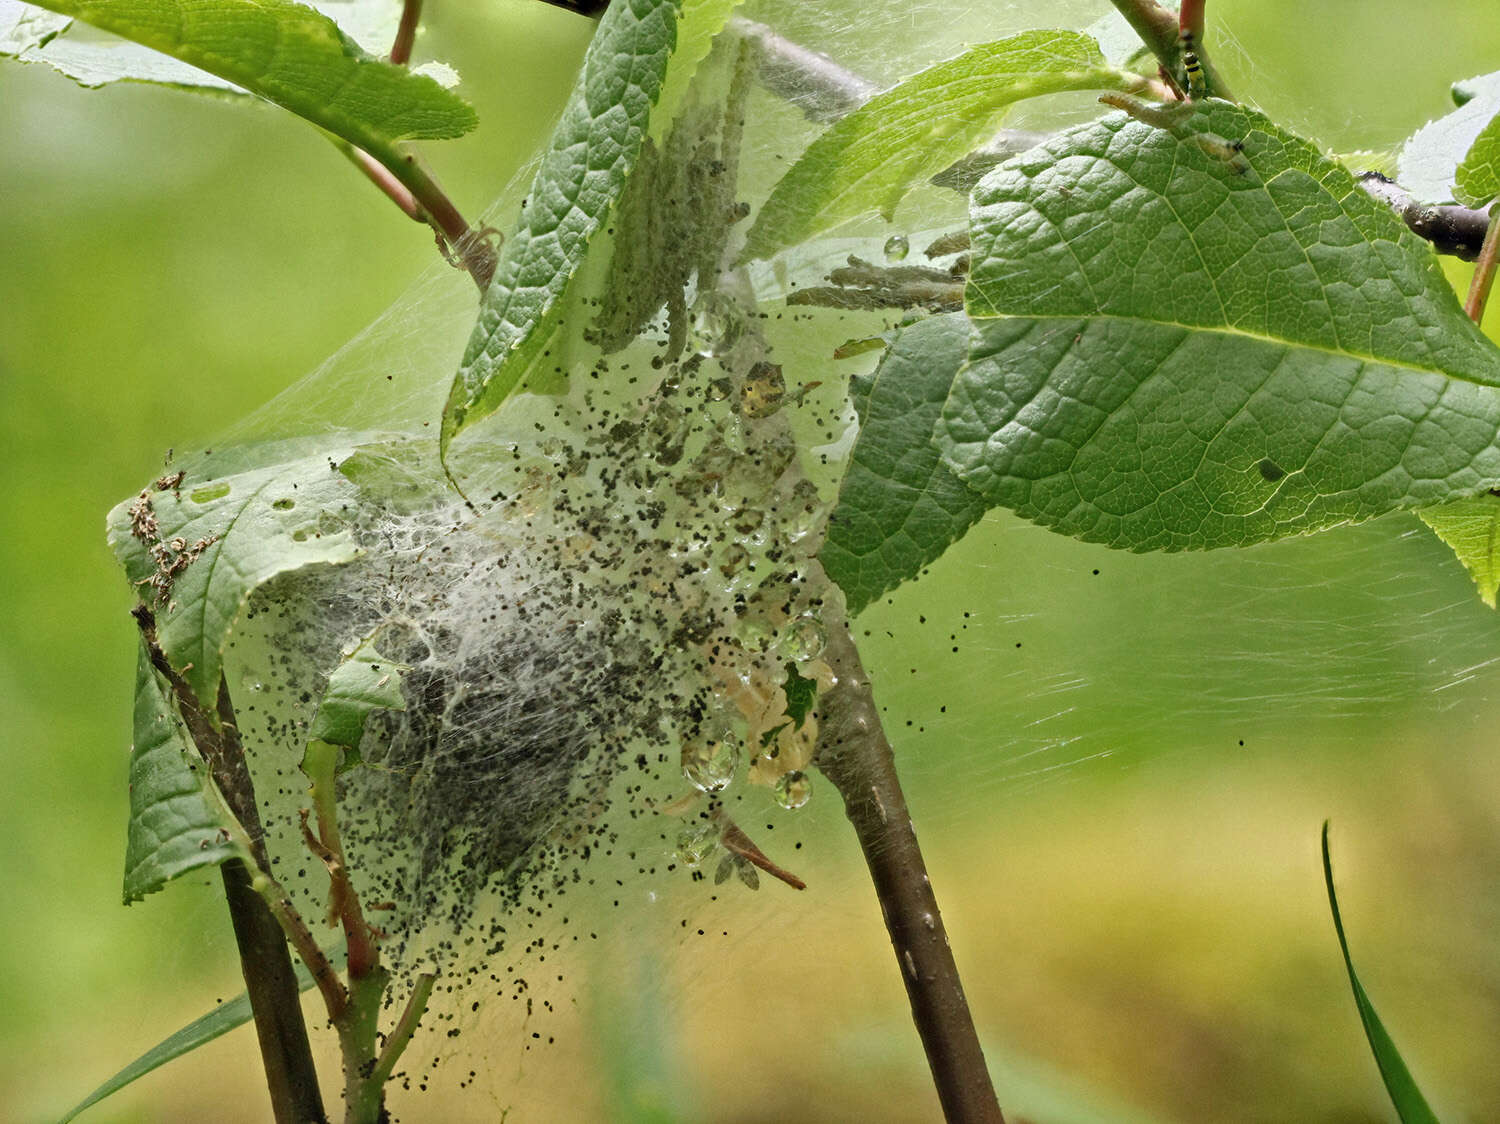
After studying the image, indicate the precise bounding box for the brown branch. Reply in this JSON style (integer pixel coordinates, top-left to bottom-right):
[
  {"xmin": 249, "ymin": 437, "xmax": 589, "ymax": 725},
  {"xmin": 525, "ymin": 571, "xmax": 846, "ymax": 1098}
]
[
  {"xmin": 1465, "ymin": 206, "xmax": 1500, "ymax": 324},
  {"xmin": 816, "ymin": 622, "xmax": 1003, "ymax": 1124},
  {"xmin": 131, "ymin": 607, "xmax": 328, "ymax": 1124},
  {"xmin": 1357, "ymin": 173, "xmax": 1494, "ymax": 262},
  {"xmin": 220, "ymin": 860, "xmax": 330, "ymax": 1124}
]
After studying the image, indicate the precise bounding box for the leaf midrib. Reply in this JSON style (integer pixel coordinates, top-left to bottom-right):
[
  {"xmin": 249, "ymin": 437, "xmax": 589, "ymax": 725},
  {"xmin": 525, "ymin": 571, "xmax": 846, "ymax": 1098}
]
[{"xmin": 968, "ymin": 310, "xmax": 1500, "ymax": 388}]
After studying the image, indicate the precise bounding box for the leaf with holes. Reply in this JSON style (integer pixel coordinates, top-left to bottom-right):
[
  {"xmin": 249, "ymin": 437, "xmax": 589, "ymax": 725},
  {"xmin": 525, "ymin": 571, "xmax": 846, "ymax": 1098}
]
[
  {"xmin": 821, "ymin": 313, "xmax": 986, "ymax": 614},
  {"xmin": 8, "ymin": 0, "xmax": 473, "ymax": 144},
  {"xmin": 123, "ymin": 643, "xmax": 249, "ymax": 903},
  {"xmin": 106, "ymin": 450, "xmax": 365, "ymax": 703},
  {"xmin": 741, "ymin": 30, "xmax": 1144, "ymax": 263},
  {"xmin": 938, "ymin": 101, "xmax": 1500, "ymax": 552},
  {"xmin": 442, "ymin": 0, "xmax": 743, "ymax": 453}
]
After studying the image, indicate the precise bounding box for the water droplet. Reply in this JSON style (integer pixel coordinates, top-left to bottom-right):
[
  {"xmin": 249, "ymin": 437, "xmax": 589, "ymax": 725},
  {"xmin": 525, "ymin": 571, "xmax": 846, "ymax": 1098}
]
[
  {"xmin": 774, "ymin": 770, "xmax": 812, "ymax": 810},
  {"xmin": 883, "ymin": 234, "xmax": 910, "ymax": 261},
  {"xmin": 778, "ymin": 613, "xmax": 827, "ymax": 662},
  {"xmin": 734, "ymin": 617, "xmax": 776, "ymax": 653},
  {"xmin": 675, "ymin": 822, "xmax": 719, "ymax": 867},
  {"xmin": 682, "ymin": 736, "xmax": 739, "ymax": 793},
  {"xmin": 689, "ymin": 291, "xmax": 743, "ymax": 357}
]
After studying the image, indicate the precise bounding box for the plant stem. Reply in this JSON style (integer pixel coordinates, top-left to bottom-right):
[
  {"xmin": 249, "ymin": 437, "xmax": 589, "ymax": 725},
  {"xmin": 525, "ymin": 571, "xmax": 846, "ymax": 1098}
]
[
  {"xmin": 390, "ymin": 0, "xmax": 422, "ymax": 66},
  {"xmin": 1106, "ymin": 0, "xmax": 1232, "ymax": 101},
  {"xmin": 222, "ymin": 859, "xmax": 331, "ymax": 1124},
  {"xmin": 1178, "ymin": 0, "xmax": 1206, "ymax": 38},
  {"xmin": 1465, "ymin": 207, "xmax": 1500, "ymax": 324},
  {"xmin": 330, "ymin": 0, "xmax": 496, "ymax": 293},
  {"xmin": 132, "ymin": 608, "xmax": 328, "ymax": 1123},
  {"xmin": 368, "ymin": 973, "xmax": 437, "ymax": 1090},
  {"xmin": 816, "ymin": 623, "xmax": 1003, "ymax": 1124}
]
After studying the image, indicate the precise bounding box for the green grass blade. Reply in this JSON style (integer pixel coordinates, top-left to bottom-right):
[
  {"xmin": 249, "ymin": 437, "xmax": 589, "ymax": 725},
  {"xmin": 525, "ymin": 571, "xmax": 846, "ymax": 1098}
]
[
  {"xmin": 1321, "ymin": 823, "xmax": 1443, "ymax": 1124},
  {"xmin": 58, "ymin": 960, "xmax": 319, "ymax": 1122}
]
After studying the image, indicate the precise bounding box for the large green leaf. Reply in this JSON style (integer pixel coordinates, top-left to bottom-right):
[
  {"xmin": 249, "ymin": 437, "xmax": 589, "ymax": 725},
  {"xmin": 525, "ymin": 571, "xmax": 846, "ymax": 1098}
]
[
  {"xmin": 741, "ymin": 31, "xmax": 1142, "ymax": 263},
  {"xmin": 16, "ymin": 0, "xmax": 473, "ymax": 146},
  {"xmin": 106, "ymin": 451, "xmax": 365, "ymax": 703},
  {"xmin": 1398, "ymin": 70, "xmax": 1500, "ymax": 205},
  {"xmin": 59, "ymin": 957, "xmax": 321, "ymax": 1122},
  {"xmin": 821, "ymin": 313, "xmax": 986, "ymax": 615},
  {"xmin": 1321, "ymin": 824, "xmax": 1443, "ymax": 1124},
  {"xmin": 123, "ymin": 643, "xmax": 249, "ymax": 903},
  {"xmin": 440, "ymin": 0, "xmax": 699, "ymax": 452},
  {"xmin": 1418, "ymin": 493, "xmax": 1500, "ymax": 608},
  {"xmin": 2, "ymin": 1, "xmax": 453, "ymax": 94},
  {"xmin": 937, "ymin": 101, "xmax": 1500, "ymax": 552}
]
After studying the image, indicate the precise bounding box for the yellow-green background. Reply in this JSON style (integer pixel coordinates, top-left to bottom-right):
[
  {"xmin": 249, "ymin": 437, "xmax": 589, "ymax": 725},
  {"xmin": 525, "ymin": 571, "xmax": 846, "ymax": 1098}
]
[{"xmin": 5, "ymin": 2, "xmax": 1500, "ymax": 1121}]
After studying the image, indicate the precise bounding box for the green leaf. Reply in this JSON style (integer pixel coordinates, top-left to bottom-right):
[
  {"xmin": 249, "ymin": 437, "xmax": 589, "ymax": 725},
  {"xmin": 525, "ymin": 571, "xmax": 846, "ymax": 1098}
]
[
  {"xmin": 1321, "ymin": 823, "xmax": 1443, "ymax": 1124},
  {"xmin": 106, "ymin": 450, "xmax": 365, "ymax": 703},
  {"xmin": 442, "ymin": 0, "xmax": 713, "ymax": 451},
  {"xmin": 124, "ymin": 643, "xmax": 249, "ymax": 904},
  {"xmin": 1456, "ymin": 109, "xmax": 1500, "ymax": 208},
  {"xmin": 307, "ymin": 633, "xmax": 407, "ymax": 753},
  {"xmin": 1398, "ymin": 70, "xmax": 1500, "ymax": 204},
  {"xmin": 939, "ymin": 101, "xmax": 1500, "ymax": 552},
  {"xmin": 1418, "ymin": 494, "xmax": 1500, "ymax": 607},
  {"xmin": 782, "ymin": 662, "xmax": 817, "ymax": 728},
  {"xmin": 741, "ymin": 31, "xmax": 1142, "ymax": 263},
  {"xmin": 15, "ymin": 0, "xmax": 474, "ymax": 146},
  {"xmin": 821, "ymin": 313, "xmax": 986, "ymax": 614},
  {"xmin": 59, "ymin": 957, "xmax": 322, "ymax": 1122}
]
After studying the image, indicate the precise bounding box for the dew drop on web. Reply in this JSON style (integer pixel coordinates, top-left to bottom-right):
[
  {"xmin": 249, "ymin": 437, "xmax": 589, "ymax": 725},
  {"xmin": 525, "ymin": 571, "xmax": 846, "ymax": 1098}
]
[{"xmin": 774, "ymin": 769, "xmax": 812, "ymax": 809}]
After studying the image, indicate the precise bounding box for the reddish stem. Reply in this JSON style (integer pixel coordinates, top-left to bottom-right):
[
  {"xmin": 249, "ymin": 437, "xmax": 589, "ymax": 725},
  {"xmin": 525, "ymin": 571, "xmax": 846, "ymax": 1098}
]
[
  {"xmin": 390, "ymin": 0, "xmax": 423, "ymax": 66},
  {"xmin": 1179, "ymin": 0, "xmax": 1206, "ymax": 38},
  {"xmin": 1465, "ymin": 208, "xmax": 1500, "ymax": 325}
]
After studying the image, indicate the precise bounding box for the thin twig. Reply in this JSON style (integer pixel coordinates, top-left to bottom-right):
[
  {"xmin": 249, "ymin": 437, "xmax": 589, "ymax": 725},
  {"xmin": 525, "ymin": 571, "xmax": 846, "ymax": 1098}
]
[
  {"xmin": 131, "ymin": 607, "xmax": 328, "ymax": 1123},
  {"xmin": 369, "ymin": 973, "xmax": 438, "ymax": 1090},
  {"xmin": 1465, "ymin": 207, "xmax": 1500, "ymax": 324},
  {"xmin": 731, "ymin": 17, "xmax": 879, "ymax": 121},
  {"xmin": 253, "ymin": 866, "xmax": 352, "ymax": 1018},
  {"xmin": 389, "ymin": 0, "xmax": 422, "ymax": 66},
  {"xmin": 340, "ymin": 142, "xmax": 428, "ymax": 223},
  {"xmin": 816, "ymin": 621, "xmax": 1003, "ymax": 1124},
  {"xmin": 328, "ymin": 0, "xmax": 497, "ymax": 292},
  {"xmin": 1178, "ymin": 0, "xmax": 1206, "ymax": 39}
]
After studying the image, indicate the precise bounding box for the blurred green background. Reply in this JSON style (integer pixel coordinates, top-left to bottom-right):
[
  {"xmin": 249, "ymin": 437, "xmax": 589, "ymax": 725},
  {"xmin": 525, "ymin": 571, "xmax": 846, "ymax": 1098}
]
[{"xmin": 5, "ymin": 1, "xmax": 1500, "ymax": 1121}]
